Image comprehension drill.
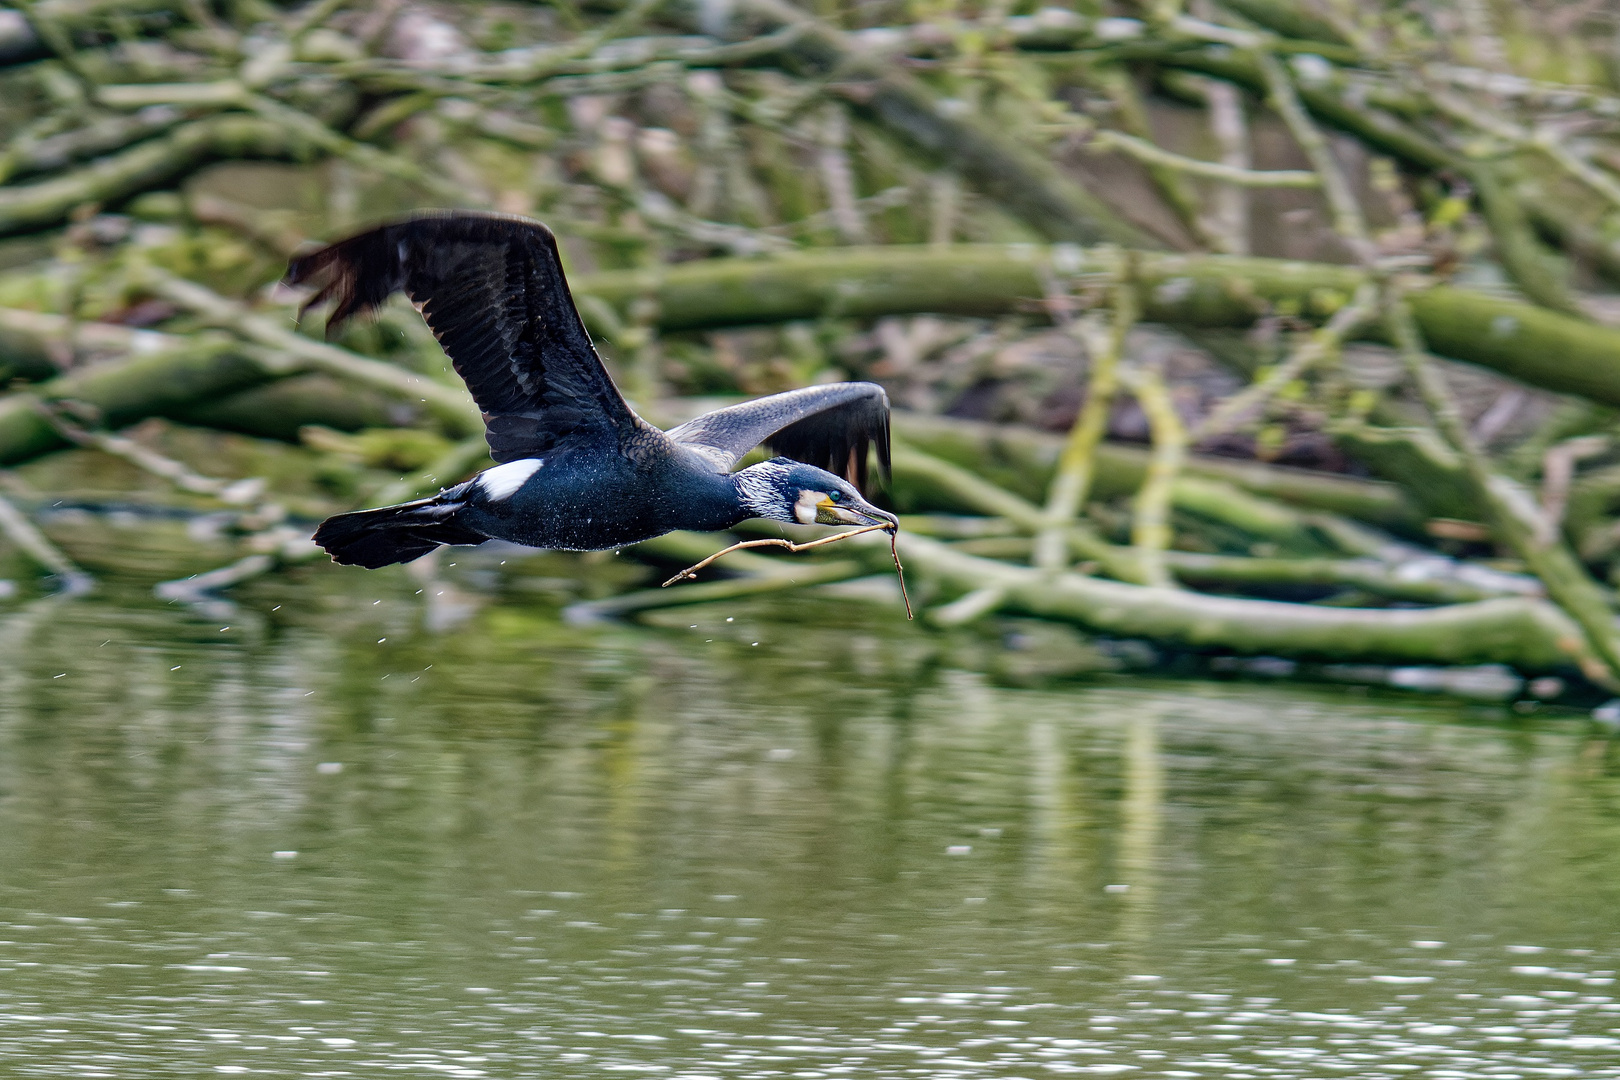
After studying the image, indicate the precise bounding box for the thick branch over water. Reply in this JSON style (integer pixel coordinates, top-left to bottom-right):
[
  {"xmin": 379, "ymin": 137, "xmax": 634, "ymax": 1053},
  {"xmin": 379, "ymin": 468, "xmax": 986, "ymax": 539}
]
[
  {"xmin": 890, "ymin": 533, "xmax": 1586, "ymax": 673},
  {"xmin": 572, "ymin": 246, "xmax": 1620, "ymax": 408},
  {"xmin": 0, "ymin": 116, "xmax": 319, "ymax": 236}
]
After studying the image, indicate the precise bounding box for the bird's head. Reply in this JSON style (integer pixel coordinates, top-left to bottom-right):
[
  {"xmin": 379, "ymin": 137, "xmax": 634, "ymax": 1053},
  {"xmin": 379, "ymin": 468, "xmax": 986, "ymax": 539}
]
[{"xmin": 735, "ymin": 458, "xmax": 897, "ymax": 530}]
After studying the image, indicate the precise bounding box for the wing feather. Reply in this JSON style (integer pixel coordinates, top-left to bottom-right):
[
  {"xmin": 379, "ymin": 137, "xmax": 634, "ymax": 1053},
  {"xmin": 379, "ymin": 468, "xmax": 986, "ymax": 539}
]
[
  {"xmin": 284, "ymin": 211, "xmax": 645, "ymax": 463},
  {"xmin": 667, "ymin": 383, "xmax": 891, "ymax": 491}
]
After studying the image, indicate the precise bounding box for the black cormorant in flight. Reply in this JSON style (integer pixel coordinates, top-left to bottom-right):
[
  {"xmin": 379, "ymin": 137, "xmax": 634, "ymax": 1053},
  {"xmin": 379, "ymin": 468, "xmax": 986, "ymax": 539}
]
[{"xmin": 286, "ymin": 211, "xmax": 895, "ymax": 569}]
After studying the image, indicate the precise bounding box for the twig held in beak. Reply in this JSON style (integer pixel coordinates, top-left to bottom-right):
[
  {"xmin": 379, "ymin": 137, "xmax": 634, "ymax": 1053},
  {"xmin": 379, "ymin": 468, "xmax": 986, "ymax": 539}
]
[
  {"xmin": 663, "ymin": 522, "xmax": 913, "ymax": 619},
  {"xmin": 888, "ymin": 526, "xmax": 913, "ymax": 620}
]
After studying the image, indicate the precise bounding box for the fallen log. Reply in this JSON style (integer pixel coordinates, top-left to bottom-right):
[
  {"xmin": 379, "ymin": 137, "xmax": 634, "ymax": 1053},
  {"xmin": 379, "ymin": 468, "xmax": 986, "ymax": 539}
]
[
  {"xmin": 586, "ymin": 522, "xmax": 1593, "ymax": 674},
  {"xmin": 891, "ymin": 439, "xmax": 1329, "ymax": 557},
  {"xmin": 12, "ymin": 246, "xmax": 1604, "ymax": 426},
  {"xmin": 0, "ymin": 327, "xmax": 1429, "ymax": 539},
  {"xmin": 892, "ymin": 532, "xmax": 1586, "ymax": 673},
  {"xmin": 0, "ymin": 337, "xmax": 276, "ymax": 464},
  {"xmin": 1, "ymin": 105, "xmax": 188, "ymax": 184},
  {"xmin": 141, "ymin": 269, "xmax": 482, "ymax": 436},
  {"xmin": 953, "ymin": 535, "xmax": 1538, "ymax": 605},
  {"xmin": 0, "ymin": 114, "xmax": 318, "ymax": 236},
  {"xmin": 175, "ymin": 373, "xmax": 428, "ymax": 442},
  {"xmin": 570, "ymin": 245, "xmax": 1620, "ymax": 409},
  {"xmin": 0, "ymin": 306, "xmax": 200, "ymax": 382},
  {"xmin": 892, "ymin": 412, "xmax": 1420, "ymax": 532}
]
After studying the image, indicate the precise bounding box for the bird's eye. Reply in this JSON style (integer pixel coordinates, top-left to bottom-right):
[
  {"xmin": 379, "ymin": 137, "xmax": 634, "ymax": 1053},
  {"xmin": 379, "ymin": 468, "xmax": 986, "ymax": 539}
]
[{"xmin": 827, "ymin": 491, "xmax": 841, "ymax": 502}]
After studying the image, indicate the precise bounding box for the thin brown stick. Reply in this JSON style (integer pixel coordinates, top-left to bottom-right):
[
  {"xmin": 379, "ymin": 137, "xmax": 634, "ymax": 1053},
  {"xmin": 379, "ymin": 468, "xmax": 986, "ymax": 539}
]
[
  {"xmin": 662, "ymin": 523, "xmax": 893, "ymax": 585},
  {"xmin": 888, "ymin": 528, "xmax": 913, "ymax": 619},
  {"xmin": 662, "ymin": 522, "xmax": 912, "ymax": 618},
  {"xmin": 1537, "ymin": 435, "xmax": 1609, "ymax": 547}
]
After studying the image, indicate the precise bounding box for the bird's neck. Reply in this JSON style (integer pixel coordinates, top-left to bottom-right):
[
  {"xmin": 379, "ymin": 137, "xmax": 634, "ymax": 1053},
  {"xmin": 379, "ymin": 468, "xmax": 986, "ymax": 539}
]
[
  {"xmin": 727, "ymin": 465, "xmax": 794, "ymax": 526},
  {"xmin": 665, "ymin": 468, "xmax": 754, "ymax": 532}
]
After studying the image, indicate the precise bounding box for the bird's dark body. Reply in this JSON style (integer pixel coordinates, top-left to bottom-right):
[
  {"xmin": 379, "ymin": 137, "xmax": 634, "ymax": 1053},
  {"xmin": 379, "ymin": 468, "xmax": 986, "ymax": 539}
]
[
  {"xmin": 289, "ymin": 210, "xmax": 895, "ymax": 569},
  {"xmin": 453, "ymin": 441, "xmax": 745, "ymax": 551}
]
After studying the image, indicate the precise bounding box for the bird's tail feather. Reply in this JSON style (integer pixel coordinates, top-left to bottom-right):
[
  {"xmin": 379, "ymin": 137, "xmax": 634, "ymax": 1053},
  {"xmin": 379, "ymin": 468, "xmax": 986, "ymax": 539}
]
[{"xmin": 313, "ymin": 498, "xmax": 484, "ymax": 569}]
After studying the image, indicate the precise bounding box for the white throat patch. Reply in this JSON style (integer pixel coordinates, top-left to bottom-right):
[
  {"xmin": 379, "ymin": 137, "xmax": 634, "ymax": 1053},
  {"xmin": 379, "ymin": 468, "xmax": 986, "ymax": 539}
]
[
  {"xmin": 477, "ymin": 458, "xmax": 543, "ymax": 501},
  {"xmin": 792, "ymin": 489, "xmax": 824, "ymax": 525}
]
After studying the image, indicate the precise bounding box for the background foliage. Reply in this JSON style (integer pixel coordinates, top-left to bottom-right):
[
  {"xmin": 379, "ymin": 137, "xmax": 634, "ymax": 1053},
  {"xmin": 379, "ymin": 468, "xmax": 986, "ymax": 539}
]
[{"xmin": 4, "ymin": 0, "xmax": 1620, "ymax": 699}]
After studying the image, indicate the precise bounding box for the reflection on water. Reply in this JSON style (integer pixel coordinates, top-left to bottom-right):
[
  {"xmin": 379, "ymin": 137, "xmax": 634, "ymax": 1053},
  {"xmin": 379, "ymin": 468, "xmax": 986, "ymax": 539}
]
[{"xmin": 1, "ymin": 579, "xmax": 1619, "ymax": 1077}]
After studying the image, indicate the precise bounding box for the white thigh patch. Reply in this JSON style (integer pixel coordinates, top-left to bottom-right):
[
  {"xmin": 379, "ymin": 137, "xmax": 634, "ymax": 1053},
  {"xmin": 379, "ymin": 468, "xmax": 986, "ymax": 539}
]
[{"xmin": 477, "ymin": 458, "xmax": 543, "ymax": 501}]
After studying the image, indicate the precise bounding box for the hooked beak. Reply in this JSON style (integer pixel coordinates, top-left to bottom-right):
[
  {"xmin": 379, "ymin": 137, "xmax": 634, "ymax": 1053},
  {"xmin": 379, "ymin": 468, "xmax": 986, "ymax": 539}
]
[{"xmin": 816, "ymin": 497, "xmax": 898, "ymax": 530}]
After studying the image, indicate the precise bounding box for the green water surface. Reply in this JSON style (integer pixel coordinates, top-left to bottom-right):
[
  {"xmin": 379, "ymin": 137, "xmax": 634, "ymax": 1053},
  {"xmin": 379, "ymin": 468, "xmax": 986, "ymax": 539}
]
[{"xmin": 2, "ymin": 579, "xmax": 1618, "ymax": 1078}]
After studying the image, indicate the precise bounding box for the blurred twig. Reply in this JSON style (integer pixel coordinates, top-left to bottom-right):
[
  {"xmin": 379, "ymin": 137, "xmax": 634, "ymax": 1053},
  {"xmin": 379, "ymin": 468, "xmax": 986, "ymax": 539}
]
[
  {"xmin": 1035, "ymin": 267, "xmax": 1138, "ymax": 572},
  {"xmin": 139, "ymin": 268, "xmax": 484, "ymax": 436},
  {"xmin": 1385, "ymin": 293, "xmax": 1620, "ymax": 687},
  {"xmin": 0, "ymin": 487, "xmax": 91, "ymax": 592},
  {"xmin": 1120, "ymin": 363, "xmax": 1186, "ymax": 588},
  {"xmin": 1255, "ymin": 52, "xmax": 1371, "ymax": 261}
]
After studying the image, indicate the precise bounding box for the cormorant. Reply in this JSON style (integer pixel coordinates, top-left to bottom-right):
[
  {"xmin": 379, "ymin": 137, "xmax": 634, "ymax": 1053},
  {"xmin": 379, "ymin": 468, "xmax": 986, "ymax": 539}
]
[{"xmin": 284, "ymin": 211, "xmax": 895, "ymax": 569}]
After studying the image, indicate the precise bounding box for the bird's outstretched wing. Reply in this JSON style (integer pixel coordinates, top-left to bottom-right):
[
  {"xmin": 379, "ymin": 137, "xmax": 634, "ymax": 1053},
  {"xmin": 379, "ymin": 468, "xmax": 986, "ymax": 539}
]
[
  {"xmin": 667, "ymin": 383, "xmax": 891, "ymax": 491},
  {"xmin": 284, "ymin": 211, "xmax": 645, "ymax": 463}
]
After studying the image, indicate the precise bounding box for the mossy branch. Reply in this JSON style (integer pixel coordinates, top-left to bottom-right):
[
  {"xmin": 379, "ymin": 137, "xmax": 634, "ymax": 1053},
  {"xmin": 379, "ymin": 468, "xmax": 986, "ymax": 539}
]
[
  {"xmin": 1090, "ymin": 130, "xmax": 1319, "ymax": 188},
  {"xmin": 734, "ymin": 0, "xmax": 1156, "ymax": 248},
  {"xmin": 1190, "ymin": 284, "xmax": 1377, "ymax": 444},
  {"xmin": 1384, "ymin": 296, "xmax": 1620, "ymax": 688},
  {"xmin": 1035, "ymin": 273, "xmax": 1137, "ymax": 572},
  {"xmin": 885, "ymin": 531, "xmax": 1593, "ymax": 673},
  {"xmin": 140, "ymin": 269, "xmax": 484, "ymax": 437},
  {"xmin": 571, "ymin": 245, "xmax": 1620, "ymax": 408},
  {"xmin": 1254, "ymin": 52, "xmax": 1370, "ymax": 260},
  {"xmin": 1121, "ymin": 364, "xmax": 1187, "ymax": 588},
  {"xmin": 0, "ymin": 114, "xmax": 319, "ymax": 236},
  {"xmin": 953, "ymin": 535, "xmax": 1540, "ymax": 605}
]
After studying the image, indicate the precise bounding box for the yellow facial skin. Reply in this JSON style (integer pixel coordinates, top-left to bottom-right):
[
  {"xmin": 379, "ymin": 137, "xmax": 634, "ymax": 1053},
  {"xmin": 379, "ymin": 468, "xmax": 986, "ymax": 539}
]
[
  {"xmin": 815, "ymin": 495, "xmax": 876, "ymax": 526},
  {"xmin": 793, "ymin": 489, "xmax": 886, "ymax": 527}
]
